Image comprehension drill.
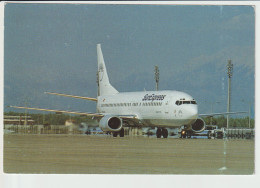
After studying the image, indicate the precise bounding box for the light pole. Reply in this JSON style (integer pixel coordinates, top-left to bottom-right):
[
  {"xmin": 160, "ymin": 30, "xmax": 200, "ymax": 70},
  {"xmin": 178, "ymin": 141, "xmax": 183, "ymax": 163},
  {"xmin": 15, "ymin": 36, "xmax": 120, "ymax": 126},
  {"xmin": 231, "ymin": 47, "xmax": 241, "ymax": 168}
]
[
  {"xmin": 154, "ymin": 65, "xmax": 159, "ymax": 91},
  {"xmin": 227, "ymin": 60, "xmax": 233, "ymax": 129}
]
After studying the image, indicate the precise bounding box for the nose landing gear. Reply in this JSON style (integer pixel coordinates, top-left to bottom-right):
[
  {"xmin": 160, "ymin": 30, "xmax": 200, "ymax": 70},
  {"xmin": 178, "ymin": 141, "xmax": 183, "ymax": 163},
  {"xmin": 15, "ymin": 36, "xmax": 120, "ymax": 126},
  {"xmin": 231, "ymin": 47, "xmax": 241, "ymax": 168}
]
[{"xmin": 180, "ymin": 130, "xmax": 192, "ymax": 138}]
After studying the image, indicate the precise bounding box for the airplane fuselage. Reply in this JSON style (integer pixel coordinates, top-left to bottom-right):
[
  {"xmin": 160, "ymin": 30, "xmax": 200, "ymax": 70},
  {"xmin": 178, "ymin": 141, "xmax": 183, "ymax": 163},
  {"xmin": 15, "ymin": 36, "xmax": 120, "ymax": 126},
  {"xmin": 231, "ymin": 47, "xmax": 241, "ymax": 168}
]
[{"xmin": 97, "ymin": 90, "xmax": 198, "ymax": 128}]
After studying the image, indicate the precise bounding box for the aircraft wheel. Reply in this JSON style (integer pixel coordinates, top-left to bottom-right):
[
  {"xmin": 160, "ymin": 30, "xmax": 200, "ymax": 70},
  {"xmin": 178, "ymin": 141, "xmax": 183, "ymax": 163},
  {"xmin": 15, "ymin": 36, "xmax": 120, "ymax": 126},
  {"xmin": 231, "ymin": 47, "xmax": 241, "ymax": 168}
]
[
  {"xmin": 207, "ymin": 131, "xmax": 212, "ymax": 139},
  {"xmin": 187, "ymin": 131, "xmax": 192, "ymax": 138},
  {"xmin": 119, "ymin": 128, "xmax": 124, "ymax": 137},
  {"xmin": 113, "ymin": 132, "xmax": 118, "ymax": 137},
  {"xmin": 156, "ymin": 128, "xmax": 162, "ymax": 138},
  {"xmin": 162, "ymin": 128, "xmax": 168, "ymax": 138}
]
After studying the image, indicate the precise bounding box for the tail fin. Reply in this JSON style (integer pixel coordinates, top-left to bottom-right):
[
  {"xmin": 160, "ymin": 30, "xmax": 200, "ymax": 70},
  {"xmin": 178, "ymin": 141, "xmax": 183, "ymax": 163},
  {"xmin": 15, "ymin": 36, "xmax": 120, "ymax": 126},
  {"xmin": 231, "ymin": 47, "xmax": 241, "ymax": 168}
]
[{"xmin": 97, "ymin": 44, "xmax": 119, "ymax": 96}]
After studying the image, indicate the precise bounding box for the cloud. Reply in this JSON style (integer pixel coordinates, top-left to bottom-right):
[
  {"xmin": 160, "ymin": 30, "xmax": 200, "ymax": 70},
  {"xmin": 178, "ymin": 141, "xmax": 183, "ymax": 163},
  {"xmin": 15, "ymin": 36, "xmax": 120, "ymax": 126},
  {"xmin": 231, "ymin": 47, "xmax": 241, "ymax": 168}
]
[{"xmin": 221, "ymin": 13, "xmax": 254, "ymax": 31}]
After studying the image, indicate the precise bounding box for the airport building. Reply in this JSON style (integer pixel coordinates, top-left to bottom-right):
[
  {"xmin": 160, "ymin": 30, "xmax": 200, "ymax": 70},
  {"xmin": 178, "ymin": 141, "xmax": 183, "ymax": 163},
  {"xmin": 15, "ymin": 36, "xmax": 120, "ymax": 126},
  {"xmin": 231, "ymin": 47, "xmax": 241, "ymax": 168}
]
[{"xmin": 4, "ymin": 115, "xmax": 35, "ymax": 125}]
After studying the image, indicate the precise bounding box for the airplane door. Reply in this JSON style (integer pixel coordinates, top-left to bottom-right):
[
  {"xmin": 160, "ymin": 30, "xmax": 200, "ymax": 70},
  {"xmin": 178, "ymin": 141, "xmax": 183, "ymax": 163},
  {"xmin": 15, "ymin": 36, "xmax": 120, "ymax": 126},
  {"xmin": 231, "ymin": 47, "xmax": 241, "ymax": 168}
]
[{"xmin": 164, "ymin": 100, "xmax": 169, "ymax": 115}]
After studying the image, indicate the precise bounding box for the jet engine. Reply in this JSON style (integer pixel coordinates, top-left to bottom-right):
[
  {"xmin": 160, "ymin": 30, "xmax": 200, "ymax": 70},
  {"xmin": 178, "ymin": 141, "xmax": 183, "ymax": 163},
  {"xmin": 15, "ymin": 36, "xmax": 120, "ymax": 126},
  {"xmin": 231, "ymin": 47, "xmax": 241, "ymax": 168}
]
[
  {"xmin": 99, "ymin": 115, "xmax": 123, "ymax": 132},
  {"xmin": 191, "ymin": 117, "xmax": 206, "ymax": 133}
]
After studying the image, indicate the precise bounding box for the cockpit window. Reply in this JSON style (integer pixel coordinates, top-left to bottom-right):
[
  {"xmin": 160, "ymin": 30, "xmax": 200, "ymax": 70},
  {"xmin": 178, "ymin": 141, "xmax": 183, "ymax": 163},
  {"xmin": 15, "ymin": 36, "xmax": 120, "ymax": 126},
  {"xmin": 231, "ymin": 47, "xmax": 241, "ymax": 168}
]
[
  {"xmin": 175, "ymin": 100, "xmax": 197, "ymax": 105},
  {"xmin": 175, "ymin": 101, "xmax": 182, "ymax": 105}
]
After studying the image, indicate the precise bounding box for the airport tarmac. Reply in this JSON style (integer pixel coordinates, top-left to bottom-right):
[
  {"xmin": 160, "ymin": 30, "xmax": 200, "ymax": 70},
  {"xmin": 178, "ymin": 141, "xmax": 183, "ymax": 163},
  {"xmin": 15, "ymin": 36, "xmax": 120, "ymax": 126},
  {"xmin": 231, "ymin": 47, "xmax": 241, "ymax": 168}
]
[{"xmin": 3, "ymin": 134, "xmax": 254, "ymax": 174}]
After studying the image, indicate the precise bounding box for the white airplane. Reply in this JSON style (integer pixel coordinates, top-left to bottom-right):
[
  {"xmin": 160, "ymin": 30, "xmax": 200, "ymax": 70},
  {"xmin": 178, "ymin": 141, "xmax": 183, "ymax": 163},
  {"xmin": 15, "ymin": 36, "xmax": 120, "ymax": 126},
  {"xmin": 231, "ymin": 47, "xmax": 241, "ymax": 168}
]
[{"xmin": 11, "ymin": 44, "xmax": 246, "ymax": 138}]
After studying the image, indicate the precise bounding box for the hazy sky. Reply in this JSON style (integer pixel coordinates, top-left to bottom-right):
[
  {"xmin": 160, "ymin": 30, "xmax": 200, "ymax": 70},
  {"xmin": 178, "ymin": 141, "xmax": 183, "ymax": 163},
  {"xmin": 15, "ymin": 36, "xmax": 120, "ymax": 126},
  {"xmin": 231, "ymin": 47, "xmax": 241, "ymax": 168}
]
[{"xmin": 4, "ymin": 3, "xmax": 255, "ymax": 116}]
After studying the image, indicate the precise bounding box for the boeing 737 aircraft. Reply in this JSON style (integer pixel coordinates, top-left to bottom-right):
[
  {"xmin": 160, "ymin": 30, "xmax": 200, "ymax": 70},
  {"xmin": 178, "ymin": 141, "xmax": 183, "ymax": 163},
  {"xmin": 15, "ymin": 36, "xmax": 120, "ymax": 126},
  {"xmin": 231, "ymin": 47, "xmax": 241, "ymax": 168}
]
[{"xmin": 11, "ymin": 44, "xmax": 246, "ymax": 138}]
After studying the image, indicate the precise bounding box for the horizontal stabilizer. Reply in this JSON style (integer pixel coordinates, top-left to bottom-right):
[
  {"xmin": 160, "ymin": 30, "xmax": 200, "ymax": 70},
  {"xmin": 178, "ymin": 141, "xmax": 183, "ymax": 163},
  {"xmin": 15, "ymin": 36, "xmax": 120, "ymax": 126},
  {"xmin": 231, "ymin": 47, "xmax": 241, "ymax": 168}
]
[
  {"xmin": 45, "ymin": 92, "xmax": 97, "ymax": 102},
  {"xmin": 199, "ymin": 111, "xmax": 247, "ymax": 117}
]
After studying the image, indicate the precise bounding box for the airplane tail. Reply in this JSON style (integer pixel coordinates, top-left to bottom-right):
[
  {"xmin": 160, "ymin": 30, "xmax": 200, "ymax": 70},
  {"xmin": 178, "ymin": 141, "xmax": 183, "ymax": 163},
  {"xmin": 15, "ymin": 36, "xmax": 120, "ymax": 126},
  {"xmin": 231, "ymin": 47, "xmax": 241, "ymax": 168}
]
[{"xmin": 97, "ymin": 44, "xmax": 119, "ymax": 96}]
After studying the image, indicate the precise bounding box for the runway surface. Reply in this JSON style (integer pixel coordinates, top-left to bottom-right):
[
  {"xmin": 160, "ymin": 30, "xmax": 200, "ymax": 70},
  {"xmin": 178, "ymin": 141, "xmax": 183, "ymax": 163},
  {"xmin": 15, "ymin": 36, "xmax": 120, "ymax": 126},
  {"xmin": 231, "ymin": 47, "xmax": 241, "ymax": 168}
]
[{"xmin": 3, "ymin": 134, "xmax": 254, "ymax": 174}]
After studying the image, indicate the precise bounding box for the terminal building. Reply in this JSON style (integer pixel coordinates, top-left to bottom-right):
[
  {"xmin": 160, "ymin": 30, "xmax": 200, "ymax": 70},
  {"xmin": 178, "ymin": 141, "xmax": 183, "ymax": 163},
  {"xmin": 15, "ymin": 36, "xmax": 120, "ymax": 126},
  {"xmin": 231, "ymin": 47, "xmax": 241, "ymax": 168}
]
[{"xmin": 4, "ymin": 115, "xmax": 35, "ymax": 125}]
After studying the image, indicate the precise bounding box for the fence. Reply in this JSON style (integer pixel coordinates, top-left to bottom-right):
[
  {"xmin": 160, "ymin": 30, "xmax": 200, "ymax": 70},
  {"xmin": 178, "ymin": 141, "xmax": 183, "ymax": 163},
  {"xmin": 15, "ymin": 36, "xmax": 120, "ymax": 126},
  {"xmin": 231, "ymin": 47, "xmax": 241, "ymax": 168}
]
[
  {"xmin": 4, "ymin": 124, "xmax": 82, "ymax": 135},
  {"xmin": 225, "ymin": 128, "xmax": 254, "ymax": 139}
]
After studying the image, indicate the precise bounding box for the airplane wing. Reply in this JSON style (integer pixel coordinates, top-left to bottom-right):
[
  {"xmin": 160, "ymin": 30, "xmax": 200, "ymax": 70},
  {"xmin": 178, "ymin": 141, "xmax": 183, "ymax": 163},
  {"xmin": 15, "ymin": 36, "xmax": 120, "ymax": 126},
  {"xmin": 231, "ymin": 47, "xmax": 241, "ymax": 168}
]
[
  {"xmin": 9, "ymin": 106, "xmax": 103, "ymax": 117},
  {"xmin": 199, "ymin": 111, "xmax": 247, "ymax": 117},
  {"xmin": 9, "ymin": 106, "xmax": 137, "ymax": 121},
  {"xmin": 44, "ymin": 92, "xmax": 97, "ymax": 102}
]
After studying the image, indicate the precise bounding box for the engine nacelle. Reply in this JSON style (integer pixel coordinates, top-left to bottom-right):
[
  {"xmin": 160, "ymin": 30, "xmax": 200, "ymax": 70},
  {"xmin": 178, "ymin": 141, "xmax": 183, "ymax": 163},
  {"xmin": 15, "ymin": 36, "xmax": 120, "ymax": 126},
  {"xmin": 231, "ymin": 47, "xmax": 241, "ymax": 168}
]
[
  {"xmin": 191, "ymin": 117, "xmax": 206, "ymax": 133},
  {"xmin": 99, "ymin": 115, "xmax": 123, "ymax": 132}
]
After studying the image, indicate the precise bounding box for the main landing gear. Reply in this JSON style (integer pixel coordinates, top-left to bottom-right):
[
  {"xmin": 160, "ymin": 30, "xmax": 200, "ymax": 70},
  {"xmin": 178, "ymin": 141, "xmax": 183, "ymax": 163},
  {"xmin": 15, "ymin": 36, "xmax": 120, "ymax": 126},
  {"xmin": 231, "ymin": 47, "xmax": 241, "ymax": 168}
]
[
  {"xmin": 112, "ymin": 128, "xmax": 125, "ymax": 137},
  {"xmin": 156, "ymin": 128, "xmax": 168, "ymax": 138}
]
